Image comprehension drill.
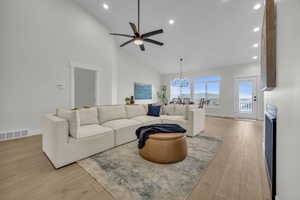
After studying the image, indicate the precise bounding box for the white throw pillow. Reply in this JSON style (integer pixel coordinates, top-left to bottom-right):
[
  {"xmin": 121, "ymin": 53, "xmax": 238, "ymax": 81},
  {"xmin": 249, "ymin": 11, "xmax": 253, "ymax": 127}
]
[
  {"xmin": 125, "ymin": 105, "xmax": 147, "ymax": 118},
  {"xmin": 56, "ymin": 108, "xmax": 79, "ymax": 138},
  {"xmin": 98, "ymin": 105, "xmax": 127, "ymax": 124},
  {"xmin": 78, "ymin": 107, "xmax": 98, "ymax": 126}
]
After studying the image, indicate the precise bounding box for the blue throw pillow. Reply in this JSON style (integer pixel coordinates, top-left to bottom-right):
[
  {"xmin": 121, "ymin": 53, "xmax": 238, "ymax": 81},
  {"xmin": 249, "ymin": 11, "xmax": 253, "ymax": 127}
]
[{"xmin": 147, "ymin": 105, "xmax": 161, "ymax": 117}]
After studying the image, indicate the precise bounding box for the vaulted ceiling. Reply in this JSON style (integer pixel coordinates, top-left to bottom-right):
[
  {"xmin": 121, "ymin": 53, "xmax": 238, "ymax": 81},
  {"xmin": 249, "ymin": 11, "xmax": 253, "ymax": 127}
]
[{"xmin": 76, "ymin": 0, "xmax": 264, "ymax": 74}]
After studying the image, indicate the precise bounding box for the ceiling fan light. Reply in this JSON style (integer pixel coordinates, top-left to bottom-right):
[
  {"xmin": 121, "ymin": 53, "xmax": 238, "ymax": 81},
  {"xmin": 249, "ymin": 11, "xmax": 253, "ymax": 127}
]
[
  {"xmin": 102, "ymin": 3, "xmax": 109, "ymax": 10},
  {"xmin": 134, "ymin": 38, "xmax": 144, "ymax": 45}
]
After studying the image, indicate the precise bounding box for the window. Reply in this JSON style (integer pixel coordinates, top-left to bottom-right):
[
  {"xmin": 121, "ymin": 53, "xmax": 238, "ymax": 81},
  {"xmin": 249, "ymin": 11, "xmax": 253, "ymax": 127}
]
[
  {"xmin": 169, "ymin": 76, "xmax": 220, "ymax": 107},
  {"xmin": 193, "ymin": 76, "xmax": 220, "ymax": 107},
  {"xmin": 170, "ymin": 79, "xmax": 191, "ymax": 100}
]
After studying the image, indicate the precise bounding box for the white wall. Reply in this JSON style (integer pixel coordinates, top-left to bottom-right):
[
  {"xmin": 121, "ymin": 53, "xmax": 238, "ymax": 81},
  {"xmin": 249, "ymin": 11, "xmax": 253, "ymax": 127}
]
[
  {"xmin": 264, "ymin": 0, "xmax": 300, "ymax": 199},
  {"xmin": 117, "ymin": 49, "xmax": 160, "ymax": 104},
  {"xmin": 161, "ymin": 63, "xmax": 264, "ymax": 119},
  {"xmin": 0, "ymin": 0, "xmax": 160, "ymax": 132},
  {"xmin": 0, "ymin": 0, "xmax": 116, "ymax": 132}
]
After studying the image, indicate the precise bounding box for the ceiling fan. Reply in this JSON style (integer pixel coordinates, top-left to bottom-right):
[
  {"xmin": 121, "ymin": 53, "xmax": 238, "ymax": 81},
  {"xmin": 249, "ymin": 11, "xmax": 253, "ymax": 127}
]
[{"xmin": 110, "ymin": 0, "xmax": 164, "ymax": 51}]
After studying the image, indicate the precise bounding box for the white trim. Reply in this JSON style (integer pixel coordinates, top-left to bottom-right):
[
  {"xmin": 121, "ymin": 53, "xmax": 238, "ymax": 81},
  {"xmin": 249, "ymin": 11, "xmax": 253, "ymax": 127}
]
[
  {"xmin": 29, "ymin": 129, "xmax": 42, "ymax": 136},
  {"xmin": 206, "ymin": 113, "xmax": 235, "ymax": 118},
  {"xmin": 69, "ymin": 61, "xmax": 101, "ymax": 108},
  {"xmin": 70, "ymin": 61, "xmax": 103, "ymax": 71},
  {"xmin": 275, "ymin": 195, "xmax": 280, "ymax": 200},
  {"xmin": 234, "ymin": 75, "xmax": 258, "ymax": 80},
  {"xmin": 70, "ymin": 64, "xmax": 75, "ymax": 107}
]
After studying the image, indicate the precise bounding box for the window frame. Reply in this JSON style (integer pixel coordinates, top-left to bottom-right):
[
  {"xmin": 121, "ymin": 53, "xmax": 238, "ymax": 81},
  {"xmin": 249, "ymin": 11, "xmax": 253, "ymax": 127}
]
[{"xmin": 192, "ymin": 76, "xmax": 221, "ymax": 108}]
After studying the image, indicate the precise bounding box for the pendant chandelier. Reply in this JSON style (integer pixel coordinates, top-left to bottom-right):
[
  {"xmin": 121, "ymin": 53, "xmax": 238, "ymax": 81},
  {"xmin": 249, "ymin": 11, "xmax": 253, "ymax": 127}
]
[{"xmin": 174, "ymin": 58, "xmax": 189, "ymax": 88}]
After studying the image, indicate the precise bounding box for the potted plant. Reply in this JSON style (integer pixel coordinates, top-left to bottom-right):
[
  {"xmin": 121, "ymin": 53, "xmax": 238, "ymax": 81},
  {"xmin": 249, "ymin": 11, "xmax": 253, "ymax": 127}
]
[
  {"xmin": 157, "ymin": 85, "xmax": 168, "ymax": 105},
  {"xmin": 125, "ymin": 97, "xmax": 131, "ymax": 105}
]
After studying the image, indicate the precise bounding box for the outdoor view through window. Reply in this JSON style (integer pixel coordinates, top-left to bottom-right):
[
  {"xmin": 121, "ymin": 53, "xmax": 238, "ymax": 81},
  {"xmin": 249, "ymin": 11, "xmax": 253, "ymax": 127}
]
[
  {"xmin": 170, "ymin": 76, "xmax": 220, "ymax": 107},
  {"xmin": 193, "ymin": 76, "xmax": 220, "ymax": 107},
  {"xmin": 239, "ymin": 81, "xmax": 253, "ymax": 112}
]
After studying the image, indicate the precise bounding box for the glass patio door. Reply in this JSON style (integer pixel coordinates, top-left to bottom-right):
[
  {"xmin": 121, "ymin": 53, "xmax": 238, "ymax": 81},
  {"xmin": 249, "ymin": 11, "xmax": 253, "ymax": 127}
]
[{"xmin": 235, "ymin": 77, "xmax": 257, "ymax": 119}]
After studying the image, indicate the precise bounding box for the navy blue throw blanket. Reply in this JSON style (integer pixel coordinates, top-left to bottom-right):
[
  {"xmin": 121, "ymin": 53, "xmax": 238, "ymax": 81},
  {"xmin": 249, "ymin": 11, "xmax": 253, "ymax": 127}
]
[{"xmin": 135, "ymin": 124, "xmax": 186, "ymax": 149}]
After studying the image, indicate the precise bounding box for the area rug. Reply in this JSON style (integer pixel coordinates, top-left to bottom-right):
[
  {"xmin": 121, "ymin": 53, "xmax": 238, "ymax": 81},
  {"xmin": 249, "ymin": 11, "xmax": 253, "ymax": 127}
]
[{"xmin": 78, "ymin": 135, "xmax": 222, "ymax": 200}]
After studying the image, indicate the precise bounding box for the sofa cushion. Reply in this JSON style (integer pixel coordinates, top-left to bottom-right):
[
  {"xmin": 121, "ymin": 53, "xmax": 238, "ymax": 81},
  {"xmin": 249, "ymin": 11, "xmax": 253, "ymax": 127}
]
[
  {"xmin": 56, "ymin": 108, "xmax": 79, "ymax": 138},
  {"xmin": 162, "ymin": 104, "xmax": 175, "ymax": 115},
  {"xmin": 174, "ymin": 104, "xmax": 186, "ymax": 116},
  {"xmin": 102, "ymin": 119, "xmax": 142, "ymax": 130},
  {"xmin": 78, "ymin": 107, "xmax": 98, "ymax": 126},
  {"xmin": 76, "ymin": 124, "xmax": 113, "ymax": 138},
  {"xmin": 160, "ymin": 115, "xmax": 187, "ymax": 130},
  {"xmin": 102, "ymin": 119, "xmax": 142, "ymax": 145},
  {"xmin": 132, "ymin": 115, "xmax": 162, "ymax": 124},
  {"xmin": 98, "ymin": 105, "xmax": 127, "ymax": 124},
  {"xmin": 160, "ymin": 115, "xmax": 185, "ymax": 121},
  {"xmin": 125, "ymin": 105, "xmax": 147, "ymax": 118}
]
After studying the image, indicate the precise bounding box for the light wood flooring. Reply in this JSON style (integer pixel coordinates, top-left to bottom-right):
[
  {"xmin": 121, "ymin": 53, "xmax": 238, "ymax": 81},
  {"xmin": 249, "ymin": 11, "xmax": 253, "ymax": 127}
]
[{"xmin": 0, "ymin": 117, "xmax": 271, "ymax": 200}]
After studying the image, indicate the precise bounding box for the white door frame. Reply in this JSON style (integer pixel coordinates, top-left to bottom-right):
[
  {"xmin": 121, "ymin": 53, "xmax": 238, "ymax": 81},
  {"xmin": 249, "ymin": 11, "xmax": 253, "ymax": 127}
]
[
  {"xmin": 234, "ymin": 76, "xmax": 258, "ymax": 119},
  {"xmin": 69, "ymin": 61, "xmax": 101, "ymax": 108}
]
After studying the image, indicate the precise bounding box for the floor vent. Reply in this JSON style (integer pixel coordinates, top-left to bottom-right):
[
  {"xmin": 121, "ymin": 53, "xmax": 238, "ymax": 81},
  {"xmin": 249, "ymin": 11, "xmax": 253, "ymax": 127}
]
[{"xmin": 0, "ymin": 129, "xmax": 29, "ymax": 141}]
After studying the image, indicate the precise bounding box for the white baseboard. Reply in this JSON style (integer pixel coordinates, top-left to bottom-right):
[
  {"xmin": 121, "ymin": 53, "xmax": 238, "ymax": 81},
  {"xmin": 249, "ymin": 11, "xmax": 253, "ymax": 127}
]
[
  {"xmin": 207, "ymin": 113, "xmax": 264, "ymax": 121},
  {"xmin": 29, "ymin": 129, "xmax": 42, "ymax": 136},
  {"xmin": 206, "ymin": 113, "xmax": 235, "ymax": 118}
]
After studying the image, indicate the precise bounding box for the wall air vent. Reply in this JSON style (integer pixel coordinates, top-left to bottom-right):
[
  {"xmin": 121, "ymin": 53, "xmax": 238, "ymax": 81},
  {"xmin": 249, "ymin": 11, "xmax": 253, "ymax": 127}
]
[{"xmin": 0, "ymin": 129, "xmax": 29, "ymax": 142}]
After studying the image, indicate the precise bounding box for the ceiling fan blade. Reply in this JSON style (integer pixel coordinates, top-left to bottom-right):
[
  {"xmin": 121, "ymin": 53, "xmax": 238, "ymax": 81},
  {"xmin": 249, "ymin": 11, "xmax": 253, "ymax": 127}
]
[
  {"xmin": 144, "ymin": 38, "xmax": 164, "ymax": 46},
  {"xmin": 110, "ymin": 33, "xmax": 134, "ymax": 38},
  {"xmin": 141, "ymin": 29, "xmax": 163, "ymax": 38},
  {"xmin": 140, "ymin": 44, "xmax": 145, "ymax": 51},
  {"xmin": 129, "ymin": 22, "xmax": 138, "ymax": 34},
  {"xmin": 120, "ymin": 39, "xmax": 135, "ymax": 47}
]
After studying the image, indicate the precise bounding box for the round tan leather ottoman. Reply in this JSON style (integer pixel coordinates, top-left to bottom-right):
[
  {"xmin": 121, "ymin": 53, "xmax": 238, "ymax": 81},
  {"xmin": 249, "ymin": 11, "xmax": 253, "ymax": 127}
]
[{"xmin": 139, "ymin": 133, "xmax": 187, "ymax": 164}]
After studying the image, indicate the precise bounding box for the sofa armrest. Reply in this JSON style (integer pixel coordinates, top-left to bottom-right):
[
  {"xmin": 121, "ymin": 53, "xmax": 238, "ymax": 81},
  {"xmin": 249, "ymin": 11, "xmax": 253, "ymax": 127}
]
[
  {"xmin": 187, "ymin": 108, "xmax": 206, "ymax": 136},
  {"xmin": 42, "ymin": 114, "xmax": 69, "ymax": 164}
]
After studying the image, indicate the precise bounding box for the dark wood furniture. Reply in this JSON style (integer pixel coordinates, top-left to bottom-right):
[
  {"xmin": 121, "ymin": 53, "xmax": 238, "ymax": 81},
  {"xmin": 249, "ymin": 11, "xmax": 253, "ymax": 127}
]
[{"xmin": 261, "ymin": 0, "xmax": 276, "ymax": 91}]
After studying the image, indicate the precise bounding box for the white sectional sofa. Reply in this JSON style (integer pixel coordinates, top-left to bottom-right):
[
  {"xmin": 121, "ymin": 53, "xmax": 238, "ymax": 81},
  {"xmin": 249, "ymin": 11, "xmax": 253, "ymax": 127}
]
[{"xmin": 42, "ymin": 104, "xmax": 205, "ymax": 168}]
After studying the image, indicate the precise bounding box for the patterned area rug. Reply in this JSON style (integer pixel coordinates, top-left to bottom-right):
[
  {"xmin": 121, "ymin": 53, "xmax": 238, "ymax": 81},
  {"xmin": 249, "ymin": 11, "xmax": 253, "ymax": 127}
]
[{"xmin": 78, "ymin": 135, "xmax": 222, "ymax": 200}]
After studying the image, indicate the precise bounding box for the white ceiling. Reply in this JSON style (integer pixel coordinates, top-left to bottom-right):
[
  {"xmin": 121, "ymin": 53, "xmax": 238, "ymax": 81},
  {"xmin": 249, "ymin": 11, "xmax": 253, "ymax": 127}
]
[{"xmin": 76, "ymin": 0, "xmax": 264, "ymax": 74}]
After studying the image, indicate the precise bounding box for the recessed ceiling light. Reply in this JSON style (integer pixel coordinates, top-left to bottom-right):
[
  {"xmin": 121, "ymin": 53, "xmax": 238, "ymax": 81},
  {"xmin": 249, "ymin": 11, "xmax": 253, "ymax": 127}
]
[
  {"xmin": 253, "ymin": 43, "xmax": 259, "ymax": 48},
  {"xmin": 103, "ymin": 3, "xmax": 109, "ymax": 10},
  {"xmin": 252, "ymin": 56, "xmax": 258, "ymax": 60},
  {"xmin": 253, "ymin": 3, "xmax": 262, "ymax": 10},
  {"xmin": 168, "ymin": 19, "xmax": 175, "ymax": 25},
  {"xmin": 253, "ymin": 27, "xmax": 260, "ymax": 32}
]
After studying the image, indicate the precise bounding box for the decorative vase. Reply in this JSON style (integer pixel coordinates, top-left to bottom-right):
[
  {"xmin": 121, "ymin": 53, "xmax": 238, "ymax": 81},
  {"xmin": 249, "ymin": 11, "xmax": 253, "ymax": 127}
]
[{"xmin": 130, "ymin": 96, "xmax": 135, "ymax": 104}]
